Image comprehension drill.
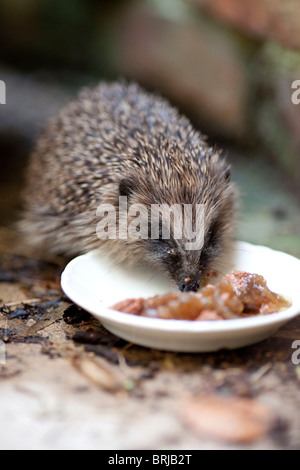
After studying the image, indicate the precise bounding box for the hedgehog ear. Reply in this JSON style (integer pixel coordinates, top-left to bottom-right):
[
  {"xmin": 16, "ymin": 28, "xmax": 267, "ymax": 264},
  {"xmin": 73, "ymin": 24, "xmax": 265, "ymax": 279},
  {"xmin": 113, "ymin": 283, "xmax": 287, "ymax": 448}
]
[{"xmin": 119, "ymin": 178, "xmax": 137, "ymax": 199}]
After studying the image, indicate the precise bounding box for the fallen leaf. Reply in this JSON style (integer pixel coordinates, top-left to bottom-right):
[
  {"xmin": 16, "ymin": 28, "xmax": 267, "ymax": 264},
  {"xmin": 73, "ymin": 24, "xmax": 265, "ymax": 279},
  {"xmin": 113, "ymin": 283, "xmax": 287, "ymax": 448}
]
[
  {"xmin": 180, "ymin": 394, "xmax": 278, "ymax": 443},
  {"xmin": 25, "ymin": 301, "xmax": 69, "ymax": 335},
  {"xmin": 71, "ymin": 354, "xmax": 121, "ymax": 392}
]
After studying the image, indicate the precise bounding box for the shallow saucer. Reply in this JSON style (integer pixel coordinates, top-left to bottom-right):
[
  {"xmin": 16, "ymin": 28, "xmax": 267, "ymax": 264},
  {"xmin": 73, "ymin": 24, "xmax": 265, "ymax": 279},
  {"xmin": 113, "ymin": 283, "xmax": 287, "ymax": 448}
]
[{"xmin": 61, "ymin": 241, "xmax": 300, "ymax": 352}]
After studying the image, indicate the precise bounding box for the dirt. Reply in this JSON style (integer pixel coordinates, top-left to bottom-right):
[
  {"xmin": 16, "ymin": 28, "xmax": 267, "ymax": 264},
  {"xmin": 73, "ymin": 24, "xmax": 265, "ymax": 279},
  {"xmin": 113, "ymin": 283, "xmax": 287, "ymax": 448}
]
[{"xmin": 0, "ymin": 228, "xmax": 299, "ymax": 450}]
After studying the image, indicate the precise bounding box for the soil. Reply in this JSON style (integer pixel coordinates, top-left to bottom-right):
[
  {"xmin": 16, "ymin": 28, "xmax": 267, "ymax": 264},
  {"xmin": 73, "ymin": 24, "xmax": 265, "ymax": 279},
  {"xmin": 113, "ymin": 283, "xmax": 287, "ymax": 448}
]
[{"xmin": 0, "ymin": 228, "xmax": 299, "ymax": 450}]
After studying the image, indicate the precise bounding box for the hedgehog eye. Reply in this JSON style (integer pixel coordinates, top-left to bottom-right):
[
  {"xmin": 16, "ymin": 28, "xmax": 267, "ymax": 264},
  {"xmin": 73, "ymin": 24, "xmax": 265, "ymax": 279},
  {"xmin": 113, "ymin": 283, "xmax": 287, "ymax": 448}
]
[{"xmin": 166, "ymin": 248, "xmax": 181, "ymax": 265}]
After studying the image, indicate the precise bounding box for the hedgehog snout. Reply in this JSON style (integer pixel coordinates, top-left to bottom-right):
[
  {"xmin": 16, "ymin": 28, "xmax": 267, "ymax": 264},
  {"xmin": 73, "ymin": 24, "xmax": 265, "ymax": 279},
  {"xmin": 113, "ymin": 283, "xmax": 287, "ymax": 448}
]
[{"xmin": 178, "ymin": 278, "xmax": 201, "ymax": 292}]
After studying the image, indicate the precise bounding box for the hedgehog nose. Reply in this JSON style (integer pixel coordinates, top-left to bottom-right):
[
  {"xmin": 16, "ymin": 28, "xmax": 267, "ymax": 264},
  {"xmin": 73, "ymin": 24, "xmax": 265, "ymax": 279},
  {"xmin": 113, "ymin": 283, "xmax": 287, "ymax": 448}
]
[{"xmin": 179, "ymin": 279, "xmax": 200, "ymax": 292}]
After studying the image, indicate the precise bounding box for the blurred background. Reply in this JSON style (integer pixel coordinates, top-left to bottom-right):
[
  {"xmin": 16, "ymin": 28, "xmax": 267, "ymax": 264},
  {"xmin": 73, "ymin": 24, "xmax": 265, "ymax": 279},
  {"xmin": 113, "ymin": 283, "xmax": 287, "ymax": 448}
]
[{"xmin": 0, "ymin": 0, "xmax": 299, "ymax": 256}]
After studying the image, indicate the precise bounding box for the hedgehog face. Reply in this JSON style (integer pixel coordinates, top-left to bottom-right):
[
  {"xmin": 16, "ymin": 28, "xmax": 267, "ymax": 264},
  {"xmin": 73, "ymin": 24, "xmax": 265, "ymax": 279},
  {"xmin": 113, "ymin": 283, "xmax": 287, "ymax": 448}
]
[
  {"xmin": 142, "ymin": 210, "xmax": 227, "ymax": 292},
  {"xmin": 120, "ymin": 165, "xmax": 236, "ymax": 292}
]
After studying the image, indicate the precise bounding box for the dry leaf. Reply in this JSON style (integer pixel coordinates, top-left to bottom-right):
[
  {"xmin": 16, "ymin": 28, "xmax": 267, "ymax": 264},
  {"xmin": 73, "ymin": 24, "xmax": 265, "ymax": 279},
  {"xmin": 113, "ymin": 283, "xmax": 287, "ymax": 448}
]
[
  {"xmin": 71, "ymin": 354, "xmax": 121, "ymax": 392},
  {"xmin": 181, "ymin": 395, "xmax": 277, "ymax": 443},
  {"xmin": 25, "ymin": 301, "xmax": 69, "ymax": 335}
]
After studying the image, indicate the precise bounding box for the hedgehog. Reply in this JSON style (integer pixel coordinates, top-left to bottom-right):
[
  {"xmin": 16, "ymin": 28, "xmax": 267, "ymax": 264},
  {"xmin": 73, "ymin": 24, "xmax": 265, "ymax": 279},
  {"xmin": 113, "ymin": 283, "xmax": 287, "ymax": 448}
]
[{"xmin": 19, "ymin": 81, "xmax": 237, "ymax": 292}]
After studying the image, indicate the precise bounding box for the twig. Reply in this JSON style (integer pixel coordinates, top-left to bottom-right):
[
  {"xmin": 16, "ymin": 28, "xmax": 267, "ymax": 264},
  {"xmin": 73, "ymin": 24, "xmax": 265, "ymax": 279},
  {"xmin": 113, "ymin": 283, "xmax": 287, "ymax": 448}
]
[
  {"xmin": 251, "ymin": 363, "xmax": 273, "ymax": 383},
  {"xmin": 2, "ymin": 298, "xmax": 41, "ymax": 308}
]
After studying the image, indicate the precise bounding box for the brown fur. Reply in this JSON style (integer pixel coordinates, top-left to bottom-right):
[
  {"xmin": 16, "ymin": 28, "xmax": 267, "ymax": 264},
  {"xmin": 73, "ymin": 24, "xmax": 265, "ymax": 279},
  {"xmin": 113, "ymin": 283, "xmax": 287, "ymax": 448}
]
[{"xmin": 19, "ymin": 81, "xmax": 237, "ymax": 290}]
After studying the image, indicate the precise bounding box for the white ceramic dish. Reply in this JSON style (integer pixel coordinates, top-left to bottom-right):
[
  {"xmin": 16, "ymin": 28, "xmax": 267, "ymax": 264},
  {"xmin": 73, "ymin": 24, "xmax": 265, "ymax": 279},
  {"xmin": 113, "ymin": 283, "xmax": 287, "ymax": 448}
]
[{"xmin": 61, "ymin": 241, "xmax": 300, "ymax": 352}]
